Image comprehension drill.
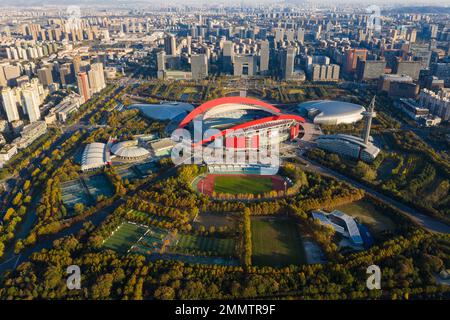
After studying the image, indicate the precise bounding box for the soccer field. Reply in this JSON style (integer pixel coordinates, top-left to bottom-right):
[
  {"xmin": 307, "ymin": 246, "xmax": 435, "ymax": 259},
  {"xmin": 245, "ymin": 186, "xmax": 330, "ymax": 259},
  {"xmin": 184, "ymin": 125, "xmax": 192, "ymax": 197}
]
[
  {"xmin": 213, "ymin": 175, "xmax": 274, "ymax": 195},
  {"xmin": 251, "ymin": 217, "xmax": 306, "ymax": 267},
  {"xmin": 103, "ymin": 222, "xmax": 148, "ymax": 253},
  {"xmin": 173, "ymin": 234, "xmax": 236, "ymax": 256}
]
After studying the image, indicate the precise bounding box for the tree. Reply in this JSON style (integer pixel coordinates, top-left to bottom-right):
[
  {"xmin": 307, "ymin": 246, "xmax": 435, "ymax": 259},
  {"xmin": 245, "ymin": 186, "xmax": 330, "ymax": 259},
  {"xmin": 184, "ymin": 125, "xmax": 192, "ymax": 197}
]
[
  {"xmin": 154, "ymin": 286, "xmax": 175, "ymax": 300},
  {"xmin": 352, "ymin": 161, "xmax": 377, "ymax": 181}
]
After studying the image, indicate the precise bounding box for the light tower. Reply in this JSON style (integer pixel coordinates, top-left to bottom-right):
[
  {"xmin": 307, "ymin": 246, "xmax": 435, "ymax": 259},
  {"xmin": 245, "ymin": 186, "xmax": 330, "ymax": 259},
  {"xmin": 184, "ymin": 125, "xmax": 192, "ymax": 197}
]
[{"xmin": 362, "ymin": 96, "xmax": 376, "ymax": 145}]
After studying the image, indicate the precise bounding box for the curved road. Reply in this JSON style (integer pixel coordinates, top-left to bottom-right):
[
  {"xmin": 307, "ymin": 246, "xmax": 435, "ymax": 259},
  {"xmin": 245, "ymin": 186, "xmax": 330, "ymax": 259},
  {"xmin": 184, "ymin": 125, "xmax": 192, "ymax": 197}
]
[{"xmin": 298, "ymin": 154, "xmax": 450, "ymax": 234}]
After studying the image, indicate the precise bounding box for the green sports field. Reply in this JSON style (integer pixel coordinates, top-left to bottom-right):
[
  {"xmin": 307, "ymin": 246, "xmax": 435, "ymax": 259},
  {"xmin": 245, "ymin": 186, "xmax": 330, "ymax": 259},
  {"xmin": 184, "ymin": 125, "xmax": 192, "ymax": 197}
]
[
  {"xmin": 103, "ymin": 222, "xmax": 148, "ymax": 253},
  {"xmin": 251, "ymin": 217, "xmax": 306, "ymax": 267},
  {"xmin": 214, "ymin": 176, "xmax": 274, "ymax": 195},
  {"xmin": 172, "ymin": 234, "xmax": 236, "ymax": 256}
]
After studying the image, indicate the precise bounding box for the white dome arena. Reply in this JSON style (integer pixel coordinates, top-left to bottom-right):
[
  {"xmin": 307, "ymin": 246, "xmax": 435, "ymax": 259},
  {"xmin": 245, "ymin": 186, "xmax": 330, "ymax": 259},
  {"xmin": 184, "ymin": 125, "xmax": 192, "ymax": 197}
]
[
  {"xmin": 110, "ymin": 141, "xmax": 150, "ymax": 160},
  {"xmin": 298, "ymin": 100, "xmax": 365, "ymax": 125}
]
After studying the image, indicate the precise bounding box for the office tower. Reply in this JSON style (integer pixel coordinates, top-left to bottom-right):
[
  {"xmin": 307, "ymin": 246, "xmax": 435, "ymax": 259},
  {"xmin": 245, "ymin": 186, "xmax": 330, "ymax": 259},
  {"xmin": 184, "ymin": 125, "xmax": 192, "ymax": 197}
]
[
  {"xmin": 281, "ymin": 47, "xmax": 295, "ymax": 80},
  {"xmin": 22, "ymin": 86, "xmax": 41, "ymax": 123},
  {"xmin": 191, "ymin": 54, "xmax": 208, "ymax": 80},
  {"xmin": 88, "ymin": 63, "xmax": 106, "ymax": 94},
  {"xmin": 222, "ymin": 41, "xmax": 234, "ymax": 73},
  {"xmin": 297, "ymin": 28, "xmax": 305, "ymax": 44},
  {"xmin": 37, "ymin": 67, "xmax": 53, "ymax": 87},
  {"xmin": 77, "ymin": 72, "xmax": 91, "ymax": 103},
  {"xmin": 1, "ymin": 87, "xmax": 20, "ymax": 122},
  {"xmin": 259, "ymin": 40, "xmax": 270, "ymax": 74},
  {"xmin": 164, "ymin": 34, "xmax": 177, "ymax": 56},
  {"xmin": 362, "ymin": 96, "xmax": 376, "ymax": 145}
]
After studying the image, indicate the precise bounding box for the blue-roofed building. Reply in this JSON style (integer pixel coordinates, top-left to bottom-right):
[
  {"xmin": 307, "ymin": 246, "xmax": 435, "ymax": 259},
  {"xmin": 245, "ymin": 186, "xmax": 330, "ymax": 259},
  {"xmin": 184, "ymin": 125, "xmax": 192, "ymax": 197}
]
[{"xmin": 312, "ymin": 209, "xmax": 366, "ymax": 247}]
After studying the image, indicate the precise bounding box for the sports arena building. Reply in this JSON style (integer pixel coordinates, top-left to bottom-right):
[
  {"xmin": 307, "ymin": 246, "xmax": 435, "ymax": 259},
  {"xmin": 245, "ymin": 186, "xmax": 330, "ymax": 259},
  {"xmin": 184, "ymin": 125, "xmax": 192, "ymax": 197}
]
[
  {"xmin": 178, "ymin": 97, "xmax": 305, "ymax": 148},
  {"xmin": 298, "ymin": 100, "xmax": 365, "ymax": 125},
  {"xmin": 176, "ymin": 97, "xmax": 305, "ymax": 172}
]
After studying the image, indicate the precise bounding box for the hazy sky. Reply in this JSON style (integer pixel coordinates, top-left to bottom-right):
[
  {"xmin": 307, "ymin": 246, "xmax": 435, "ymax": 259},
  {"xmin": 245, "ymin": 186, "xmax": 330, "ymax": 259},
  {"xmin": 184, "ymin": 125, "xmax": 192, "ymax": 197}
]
[{"xmin": 0, "ymin": 0, "xmax": 448, "ymax": 6}]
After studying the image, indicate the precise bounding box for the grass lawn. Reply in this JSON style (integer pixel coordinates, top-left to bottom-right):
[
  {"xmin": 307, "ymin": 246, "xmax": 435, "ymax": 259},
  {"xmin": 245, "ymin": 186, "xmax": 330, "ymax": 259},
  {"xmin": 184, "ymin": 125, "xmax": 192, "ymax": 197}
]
[
  {"xmin": 214, "ymin": 176, "xmax": 274, "ymax": 195},
  {"xmin": 251, "ymin": 217, "xmax": 306, "ymax": 267},
  {"xmin": 174, "ymin": 234, "xmax": 236, "ymax": 256},
  {"xmin": 334, "ymin": 199, "xmax": 396, "ymax": 233},
  {"xmin": 103, "ymin": 222, "xmax": 148, "ymax": 253}
]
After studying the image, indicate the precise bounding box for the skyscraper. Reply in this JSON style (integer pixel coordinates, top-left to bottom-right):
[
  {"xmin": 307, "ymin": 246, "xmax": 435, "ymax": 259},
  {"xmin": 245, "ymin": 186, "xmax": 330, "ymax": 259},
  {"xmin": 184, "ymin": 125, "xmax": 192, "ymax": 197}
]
[
  {"xmin": 259, "ymin": 40, "xmax": 269, "ymax": 74},
  {"xmin": 21, "ymin": 85, "xmax": 41, "ymax": 123},
  {"xmin": 281, "ymin": 47, "xmax": 295, "ymax": 80},
  {"xmin": 1, "ymin": 87, "xmax": 20, "ymax": 122},
  {"xmin": 164, "ymin": 34, "xmax": 177, "ymax": 56},
  {"xmin": 222, "ymin": 41, "xmax": 234, "ymax": 73},
  {"xmin": 191, "ymin": 54, "xmax": 208, "ymax": 80},
  {"xmin": 88, "ymin": 63, "xmax": 106, "ymax": 95},
  {"xmin": 77, "ymin": 72, "xmax": 91, "ymax": 103},
  {"xmin": 37, "ymin": 67, "xmax": 53, "ymax": 87}
]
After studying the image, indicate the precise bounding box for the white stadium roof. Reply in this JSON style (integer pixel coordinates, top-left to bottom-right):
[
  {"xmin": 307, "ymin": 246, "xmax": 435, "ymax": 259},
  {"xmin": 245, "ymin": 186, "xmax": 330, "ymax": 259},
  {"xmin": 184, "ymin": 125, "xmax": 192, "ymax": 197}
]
[
  {"xmin": 298, "ymin": 100, "xmax": 365, "ymax": 125},
  {"xmin": 129, "ymin": 102, "xmax": 194, "ymax": 120},
  {"xmin": 81, "ymin": 142, "xmax": 110, "ymax": 171},
  {"xmin": 110, "ymin": 140, "xmax": 150, "ymax": 159}
]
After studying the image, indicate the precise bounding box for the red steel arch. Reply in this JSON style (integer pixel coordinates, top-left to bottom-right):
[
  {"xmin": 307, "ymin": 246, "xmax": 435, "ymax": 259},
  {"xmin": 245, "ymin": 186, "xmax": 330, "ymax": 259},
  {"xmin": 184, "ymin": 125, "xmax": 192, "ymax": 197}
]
[{"xmin": 178, "ymin": 97, "xmax": 281, "ymax": 128}]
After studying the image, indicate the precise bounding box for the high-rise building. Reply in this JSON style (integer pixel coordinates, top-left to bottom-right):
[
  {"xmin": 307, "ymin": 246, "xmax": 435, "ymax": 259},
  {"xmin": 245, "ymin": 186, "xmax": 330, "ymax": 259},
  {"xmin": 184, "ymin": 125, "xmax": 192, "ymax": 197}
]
[
  {"xmin": 281, "ymin": 47, "xmax": 295, "ymax": 80},
  {"xmin": 356, "ymin": 60, "xmax": 386, "ymax": 81},
  {"xmin": 88, "ymin": 63, "xmax": 106, "ymax": 95},
  {"xmin": 0, "ymin": 67, "xmax": 6, "ymax": 87},
  {"xmin": 1, "ymin": 87, "xmax": 20, "ymax": 122},
  {"xmin": 37, "ymin": 67, "xmax": 53, "ymax": 87},
  {"xmin": 77, "ymin": 72, "xmax": 91, "ymax": 103},
  {"xmin": 344, "ymin": 49, "xmax": 367, "ymax": 73},
  {"xmin": 395, "ymin": 60, "xmax": 421, "ymax": 81},
  {"xmin": 191, "ymin": 54, "xmax": 208, "ymax": 80},
  {"xmin": 59, "ymin": 63, "xmax": 74, "ymax": 86},
  {"xmin": 297, "ymin": 28, "xmax": 305, "ymax": 44},
  {"xmin": 72, "ymin": 56, "xmax": 81, "ymax": 74},
  {"xmin": 164, "ymin": 34, "xmax": 177, "ymax": 56},
  {"xmin": 222, "ymin": 41, "xmax": 234, "ymax": 74},
  {"xmin": 259, "ymin": 40, "xmax": 269, "ymax": 74},
  {"xmin": 21, "ymin": 85, "xmax": 41, "ymax": 122}
]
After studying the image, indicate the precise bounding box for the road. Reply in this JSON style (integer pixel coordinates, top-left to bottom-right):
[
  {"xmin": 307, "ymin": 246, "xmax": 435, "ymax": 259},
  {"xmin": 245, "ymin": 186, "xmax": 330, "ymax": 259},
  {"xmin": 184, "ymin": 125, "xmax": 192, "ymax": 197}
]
[{"xmin": 298, "ymin": 154, "xmax": 450, "ymax": 234}]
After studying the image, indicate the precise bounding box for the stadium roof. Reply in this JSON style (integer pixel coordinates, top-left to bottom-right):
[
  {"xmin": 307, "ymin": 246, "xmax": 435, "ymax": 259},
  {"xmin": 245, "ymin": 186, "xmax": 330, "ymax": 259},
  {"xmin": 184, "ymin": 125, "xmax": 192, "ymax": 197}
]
[
  {"xmin": 298, "ymin": 100, "xmax": 365, "ymax": 124},
  {"xmin": 81, "ymin": 142, "xmax": 110, "ymax": 171},
  {"xmin": 129, "ymin": 102, "xmax": 194, "ymax": 121},
  {"xmin": 178, "ymin": 96, "xmax": 281, "ymax": 128},
  {"xmin": 110, "ymin": 141, "xmax": 150, "ymax": 159}
]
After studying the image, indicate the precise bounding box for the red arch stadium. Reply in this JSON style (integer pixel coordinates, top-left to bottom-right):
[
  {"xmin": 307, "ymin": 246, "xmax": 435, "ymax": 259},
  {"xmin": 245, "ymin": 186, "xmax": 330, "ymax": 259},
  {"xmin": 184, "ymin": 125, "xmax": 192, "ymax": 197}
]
[{"xmin": 178, "ymin": 97, "xmax": 305, "ymax": 149}]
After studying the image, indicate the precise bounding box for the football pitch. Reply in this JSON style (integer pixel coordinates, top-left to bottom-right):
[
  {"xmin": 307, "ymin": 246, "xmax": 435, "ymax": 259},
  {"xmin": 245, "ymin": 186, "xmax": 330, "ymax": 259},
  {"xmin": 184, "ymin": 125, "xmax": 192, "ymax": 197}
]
[
  {"xmin": 251, "ymin": 217, "xmax": 306, "ymax": 267},
  {"xmin": 103, "ymin": 222, "xmax": 148, "ymax": 253},
  {"xmin": 172, "ymin": 234, "xmax": 236, "ymax": 256},
  {"xmin": 213, "ymin": 175, "xmax": 274, "ymax": 195}
]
